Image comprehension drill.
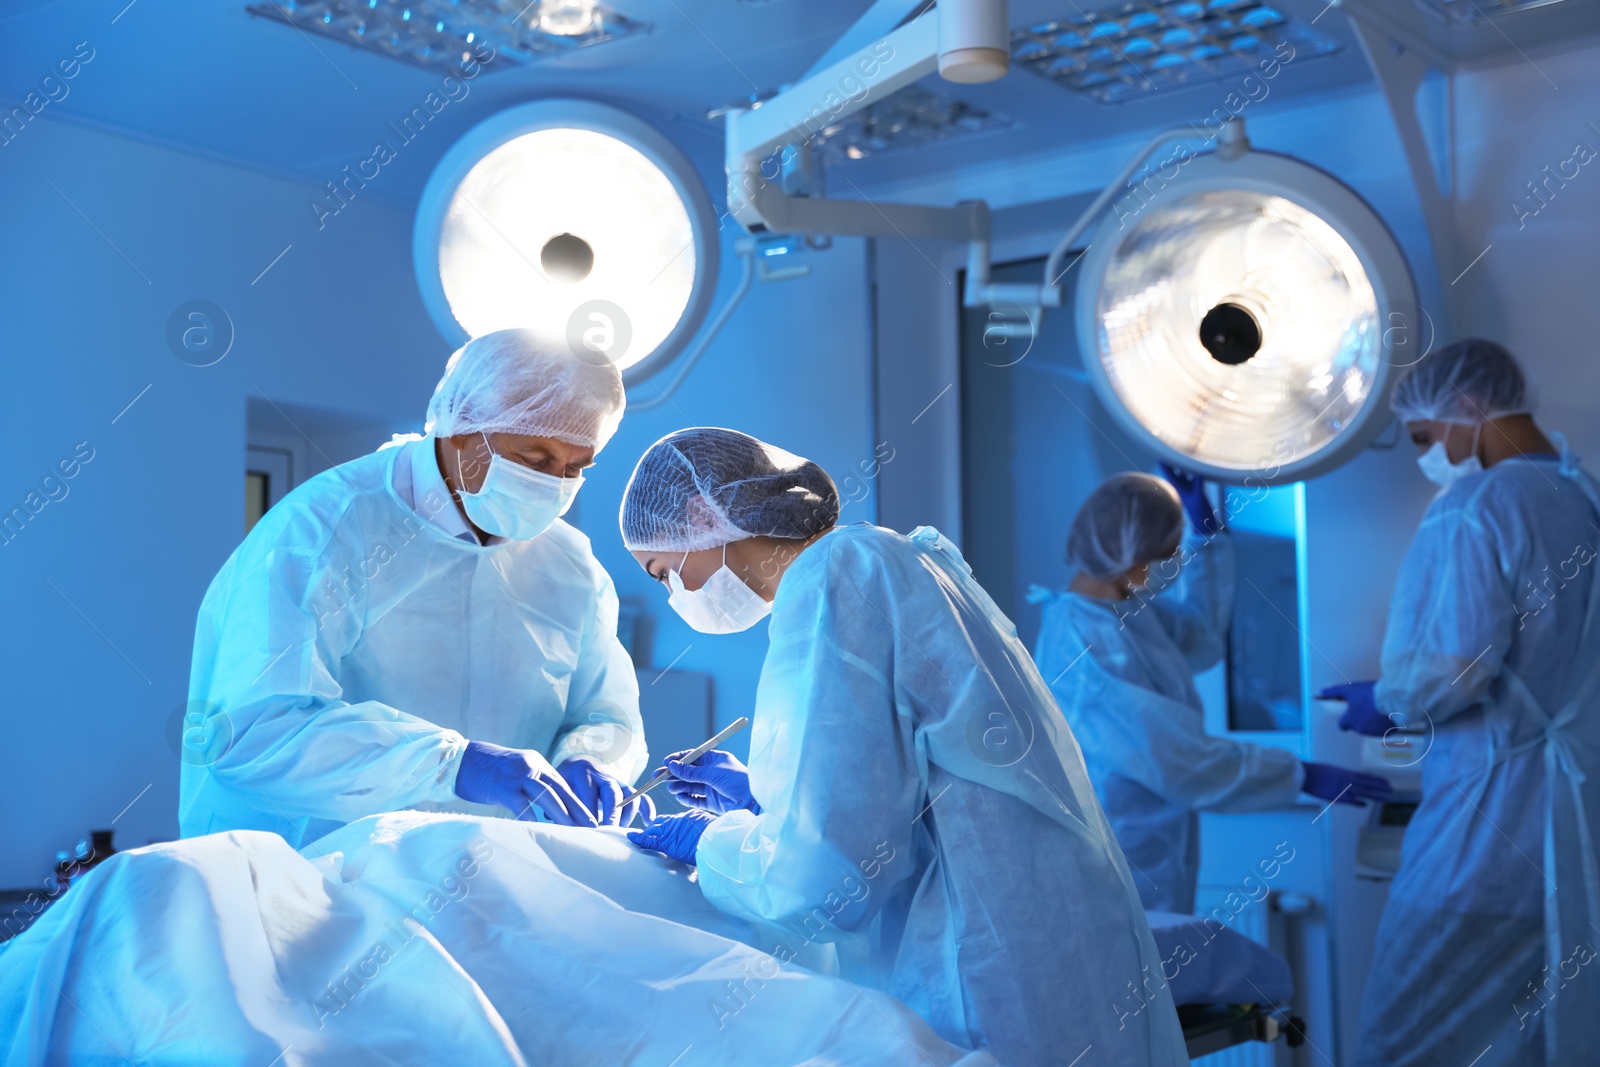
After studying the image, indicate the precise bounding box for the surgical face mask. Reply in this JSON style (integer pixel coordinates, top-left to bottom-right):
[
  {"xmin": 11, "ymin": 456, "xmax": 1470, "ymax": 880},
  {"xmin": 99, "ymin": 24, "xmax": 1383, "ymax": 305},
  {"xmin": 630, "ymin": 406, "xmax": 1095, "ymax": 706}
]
[
  {"xmin": 457, "ymin": 435, "xmax": 582, "ymax": 540},
  {"xmin": 666, "ymin": 545, "xmax": 771, "ymax": 634},
  {"xmin": 1416, "ymin": 424, "xmax": 1483, "ymax": 490}
]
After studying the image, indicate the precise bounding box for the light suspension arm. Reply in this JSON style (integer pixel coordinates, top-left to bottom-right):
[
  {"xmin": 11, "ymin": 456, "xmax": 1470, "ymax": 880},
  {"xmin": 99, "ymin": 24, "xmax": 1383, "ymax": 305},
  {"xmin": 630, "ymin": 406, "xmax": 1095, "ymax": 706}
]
[
  {"xmin": 965, "ymin": 118, "xmax": 1251, "ymax": 317},
  {"xmin": 626, "ymin": 240, "xmax": 758, "ymax": 411},
  {"xmin": 724, "ymin": 0, "xmax": 1005, "ymax": 245}
]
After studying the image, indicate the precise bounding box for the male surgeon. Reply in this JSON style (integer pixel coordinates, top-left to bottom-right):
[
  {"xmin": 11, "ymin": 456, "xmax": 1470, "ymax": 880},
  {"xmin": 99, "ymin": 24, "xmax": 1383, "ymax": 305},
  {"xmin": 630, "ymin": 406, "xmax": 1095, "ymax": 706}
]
[
  {"xmin": 180, "ymin": 329, "xmax": 649, "ymax": 845},
  {"xmin": 1323, "ymin": 339, "xmax": 1600, "ymax": 1066}
]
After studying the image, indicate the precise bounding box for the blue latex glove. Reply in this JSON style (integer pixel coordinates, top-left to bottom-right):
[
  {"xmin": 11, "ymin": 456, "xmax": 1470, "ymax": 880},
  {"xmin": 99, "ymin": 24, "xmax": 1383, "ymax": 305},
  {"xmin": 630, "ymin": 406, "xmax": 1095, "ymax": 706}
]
[
  {"xmin": 557, "ymin": 757, "xmax": 656, "ymax": 827},
  {"xmin": 454, "ymin": 740, "xmax": 598, "ymax": 827},
  {"xmin": 1301, "ymin": 761, "xmax": 1393, "ymax": 806},
  {"xmin": 1318, "ymin": 681, "xmax": 1392, "ymax": 736},
  {"xmin": 659, "ymin": 749, "xmax": 761, "ymax": 815},
  {"xmin": 627, "ymin": 809, "xmax": 717, "ymax": 865},
  {"xmin": 1160, "ymin": 463, "xmax": 1220, "ymax": 535}
]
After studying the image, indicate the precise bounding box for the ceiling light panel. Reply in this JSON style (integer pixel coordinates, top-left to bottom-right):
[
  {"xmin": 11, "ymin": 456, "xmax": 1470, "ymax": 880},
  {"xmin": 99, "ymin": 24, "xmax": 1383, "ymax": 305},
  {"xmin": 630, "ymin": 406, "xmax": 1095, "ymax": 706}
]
[
  {"xmin": 246, "ymin": 0, "xmax": 647, "ymax": 72},
  {"xmin": 1012, "ymin": 2, "xmax": 1340, "ymax": 105},
  {"xmin": 813, "ymin": 86, "xmax": 1017, "ymax": 164}
]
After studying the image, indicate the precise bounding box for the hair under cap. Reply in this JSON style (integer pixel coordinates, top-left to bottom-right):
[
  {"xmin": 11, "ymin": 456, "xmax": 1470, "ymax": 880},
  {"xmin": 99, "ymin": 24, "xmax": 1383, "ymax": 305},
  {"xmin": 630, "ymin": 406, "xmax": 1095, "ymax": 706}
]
[
  {"xmin": 1390, "ymin": 338, "xmax": 1532, "ymax": 427},
  {"xmin": 423, "ymin": 328, "xmax": 626, "ymax": 450},
  {"xmin": 1066, "ymin": 473, "xmax": 1185, "ymax": 580},
  {"xmin": 620, "ymin": 428, "xmax": 840, "ymax": 553}
]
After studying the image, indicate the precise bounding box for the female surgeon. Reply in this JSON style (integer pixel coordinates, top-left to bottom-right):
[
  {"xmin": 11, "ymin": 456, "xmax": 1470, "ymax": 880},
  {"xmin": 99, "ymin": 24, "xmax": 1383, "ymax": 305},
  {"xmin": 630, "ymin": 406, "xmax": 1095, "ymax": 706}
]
[
  {"xmin": 1319, "ymin": 339, "xmax": 1600, "ymax": 1067},
  {"xmin": 620, "ymin": 428, "xmax": 1188, "ymax": 1067},
  {"xmin": 1033, "ymin": 469, "xmax": 1391, "ymax": 914}
]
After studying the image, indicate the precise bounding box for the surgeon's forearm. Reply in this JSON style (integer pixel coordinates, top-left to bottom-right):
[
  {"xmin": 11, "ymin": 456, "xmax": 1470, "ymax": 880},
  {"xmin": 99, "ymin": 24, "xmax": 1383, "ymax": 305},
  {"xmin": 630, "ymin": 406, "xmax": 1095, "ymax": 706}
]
[
  {"xmin": 694, "ymin": 810, "xmax": 830, "ymax": 929},
  {"xmin": 207, "ymin": 698, "xmax": 469, "ymax": 820},
  {"xmin": 1376, "ymin": 672, "xmax": 1489, "ymax": 728},
  {"xmin": 693, "ymin": 809, "xmax": 903, "ymax": 938}
]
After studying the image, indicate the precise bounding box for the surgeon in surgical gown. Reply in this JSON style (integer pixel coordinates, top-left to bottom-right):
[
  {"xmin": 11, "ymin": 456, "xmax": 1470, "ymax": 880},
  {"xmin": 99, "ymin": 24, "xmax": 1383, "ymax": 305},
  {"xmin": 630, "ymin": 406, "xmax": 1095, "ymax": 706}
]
[
  {"xmin": 1034, "ymin": 470, "xmax": 1390, "ymax": 914},
  {"xmin": 1321, "ymin": 339, "xmax": 1600, "ymax": 1067},
  {"xmin": 180, "ymin": 330, "xmax": 649, "ymax": 846},
  {"xmin": 618, "ymin": 428, "xmax": 1189, "ymax": 1067}
]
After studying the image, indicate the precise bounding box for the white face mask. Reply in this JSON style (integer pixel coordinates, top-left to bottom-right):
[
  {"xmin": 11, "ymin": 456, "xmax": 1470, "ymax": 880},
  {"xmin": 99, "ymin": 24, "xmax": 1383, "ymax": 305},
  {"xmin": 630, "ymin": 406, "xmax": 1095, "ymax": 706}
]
[
  {"xmin": 1416, "ymin": 424, "xmax": 1483, "ymax": 490},
  {"xmin": 666, "ymin": 545, "xmax": 772, "ymax": 634},
  {"xmin": 457, "ymin": 434, "xmax": 582, "ymax": 541}
]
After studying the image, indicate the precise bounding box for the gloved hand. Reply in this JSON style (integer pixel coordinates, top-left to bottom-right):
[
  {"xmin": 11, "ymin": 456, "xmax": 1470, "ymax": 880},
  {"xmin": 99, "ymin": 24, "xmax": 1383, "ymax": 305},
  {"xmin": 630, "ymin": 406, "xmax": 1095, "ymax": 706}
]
[
  {"xmin": 1318, "ymin": 681, "xmax": 1392, "ymax": 736},
  {"xmin": 1301, "ymin": 761, "xmax": 1393, "ymax": 806},
  {"xmin": 627, "ymin": 809, "xmax": 717, "ymax": 865},
  {"xmin": 660, "ymin": 748, "xmax": 760, "ymax": 815},
  {"xmin": 557, "ymin": 757, "xmax": 656, "ymax": 827},
  {"xmin": 454, "ymin": 740, "xmax": 598, "ymax": 827},
  {"xmin": 1160, "ymin": 463, "xmax": 1221, "ymax": 535}
]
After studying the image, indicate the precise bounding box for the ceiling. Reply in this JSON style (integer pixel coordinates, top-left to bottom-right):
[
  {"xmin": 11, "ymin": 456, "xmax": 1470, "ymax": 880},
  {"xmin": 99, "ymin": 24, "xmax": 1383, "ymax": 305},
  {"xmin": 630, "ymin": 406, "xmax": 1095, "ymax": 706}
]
[{"xmin": 3, "ymin": 0, "xmax": 1597, "ymax": 206}]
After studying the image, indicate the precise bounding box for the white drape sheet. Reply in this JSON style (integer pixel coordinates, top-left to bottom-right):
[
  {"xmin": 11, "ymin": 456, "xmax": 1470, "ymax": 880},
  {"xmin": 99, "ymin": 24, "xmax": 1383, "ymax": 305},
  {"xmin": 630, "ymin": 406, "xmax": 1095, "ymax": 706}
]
[{"xmin": 0, "ymin": 813, "xmax": 997, "ymax": 1067}]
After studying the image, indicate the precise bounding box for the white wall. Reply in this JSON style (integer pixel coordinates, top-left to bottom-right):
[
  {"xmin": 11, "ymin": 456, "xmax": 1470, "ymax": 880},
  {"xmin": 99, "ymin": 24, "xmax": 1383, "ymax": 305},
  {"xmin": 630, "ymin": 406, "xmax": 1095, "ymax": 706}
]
[
  {"xmin": 1450, "ymin": 47, "xmax": 1600, "ymax": 460},
  {"xmin": 0, "ymin": 114, "xmax": 443, "ymax": 886}
]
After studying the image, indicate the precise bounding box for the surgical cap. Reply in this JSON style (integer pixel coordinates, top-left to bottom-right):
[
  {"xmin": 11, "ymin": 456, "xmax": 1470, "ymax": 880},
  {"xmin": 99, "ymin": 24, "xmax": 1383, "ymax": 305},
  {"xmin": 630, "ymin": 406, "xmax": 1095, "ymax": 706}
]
[
  {"xmin": 1066, "ymin": 473, "xmax": 1185, "ymax": 580},
  {"xmin": 424, "ymin": 328, "xmax": 626, "ymax": 450},
  {"xmin": 620, "ymin": 428, "xmax": 840, "ymax": 553},
  {"xmin": 1390, "ymin": 338, "xmax": 1532, "ymax": 426}
]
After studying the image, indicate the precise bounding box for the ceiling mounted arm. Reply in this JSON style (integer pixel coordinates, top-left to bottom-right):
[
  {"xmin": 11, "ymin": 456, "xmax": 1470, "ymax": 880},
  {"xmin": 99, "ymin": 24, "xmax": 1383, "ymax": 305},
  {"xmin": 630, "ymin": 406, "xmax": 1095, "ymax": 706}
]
[
  {"xmin": 798, "ymin": 0, "xmax": 930, "ymax": 81},
  {"xmin": 723, "ymin": 0, "xmax": 1007, "ymax": 245}
]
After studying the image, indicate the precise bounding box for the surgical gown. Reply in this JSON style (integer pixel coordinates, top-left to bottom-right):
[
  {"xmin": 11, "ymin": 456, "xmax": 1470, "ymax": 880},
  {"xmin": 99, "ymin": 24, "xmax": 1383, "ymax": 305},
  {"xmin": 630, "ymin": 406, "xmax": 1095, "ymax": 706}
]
[
  {"xmin": 1033, "ymin": 534, "xmax": 1303, "ymax": 914},
  {"xmin": 1356, "ymin": 447, "xmax": 1600, "ymax": 1067},
  {"xmin": 693, "ymin": 524, "xmax": 1189, "ymax": 1067},
  {"xmin": 180, "ymin": 438, "xmax": 647, "ymax": 845}
]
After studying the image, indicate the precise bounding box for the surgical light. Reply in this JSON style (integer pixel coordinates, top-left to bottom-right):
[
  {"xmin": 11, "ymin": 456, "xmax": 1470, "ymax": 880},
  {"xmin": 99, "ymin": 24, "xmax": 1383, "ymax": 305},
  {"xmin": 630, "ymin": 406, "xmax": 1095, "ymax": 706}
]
[
  {"xmin": 1074, "ymin": 150, "xmax": 1417, "ymax": 483},
  {"xmin": 414, "ymin": 101, "xmax": 720, "ymax": 382}
]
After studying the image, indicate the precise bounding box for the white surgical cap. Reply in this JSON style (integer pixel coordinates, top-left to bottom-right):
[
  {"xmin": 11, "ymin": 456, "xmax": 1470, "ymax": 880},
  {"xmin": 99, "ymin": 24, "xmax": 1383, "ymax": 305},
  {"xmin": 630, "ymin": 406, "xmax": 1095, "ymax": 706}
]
[
  {"xmin": 1066, "ymin": 473, "xmax": 1185, "ymax": 580},
  {"xmin": 424, "ymin": 328, "xmax": 626, "ymax": 450},
  {"xmin": 620, "ymin": 428, "xmax": 840, "ymax": 553},
  {"xmin": 1390, "ymin": 338, "xmax": 1532, "ymax": 427}
]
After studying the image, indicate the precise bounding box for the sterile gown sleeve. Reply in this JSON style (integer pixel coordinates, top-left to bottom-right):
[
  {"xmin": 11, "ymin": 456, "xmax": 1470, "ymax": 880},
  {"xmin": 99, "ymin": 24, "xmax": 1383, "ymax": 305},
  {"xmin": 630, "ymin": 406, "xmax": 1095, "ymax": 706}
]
[
  {"xmin": 189, "ymin": 524, "xmax": 468, "ymax": 827},
  {"xmin": 1376, "ymin": 493, "xmax": 1517, "ymax": 727},
  {"xmin": 693, "ymin": 537, "xmax": 922, "ymax": 935},
  {"xmin": 547, "ymin": 567, "xmax": 648, "ymax": 784},
  {"xmin": 1145, "ymin": 532, "xmax": 1234, "ymax": 673},
  {"xmin": 1070, "ymin": 647, "xmax": 1304, "ymax": 813}
]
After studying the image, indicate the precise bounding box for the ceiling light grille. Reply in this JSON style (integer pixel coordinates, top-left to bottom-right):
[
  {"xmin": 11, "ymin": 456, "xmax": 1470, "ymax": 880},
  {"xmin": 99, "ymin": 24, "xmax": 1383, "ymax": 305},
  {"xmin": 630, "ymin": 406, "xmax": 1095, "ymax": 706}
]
[
  {"xmin": 813, "ymin": 86, "xmax": 1016, "ymax": 163},
  {"xmin": 247, "ymin": 0, "xmax": 646, "ymax": 72},
  {"xmin": 1012, "ymin": 2, "xmax": 1340, "ymax": 105}
]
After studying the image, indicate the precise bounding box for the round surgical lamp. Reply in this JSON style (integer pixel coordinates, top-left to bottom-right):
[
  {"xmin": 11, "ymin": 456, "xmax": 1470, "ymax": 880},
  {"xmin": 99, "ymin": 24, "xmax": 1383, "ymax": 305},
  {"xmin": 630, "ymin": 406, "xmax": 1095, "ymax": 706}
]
[
  {"xmin": 1074, "ymin": 151, "xmax": 1417, "ymax": 484},
  {"xmin": 414, "ymin": 100, "xmax": 720, "ymax": 383}
]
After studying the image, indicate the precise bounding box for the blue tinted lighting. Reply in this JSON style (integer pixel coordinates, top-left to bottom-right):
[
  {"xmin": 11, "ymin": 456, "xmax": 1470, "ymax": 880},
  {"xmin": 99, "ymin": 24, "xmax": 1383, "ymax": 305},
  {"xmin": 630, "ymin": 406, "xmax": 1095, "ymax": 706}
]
[{"xmin": 1242, "ymin": 7, "xmax": 1286, "ymax": 27}]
